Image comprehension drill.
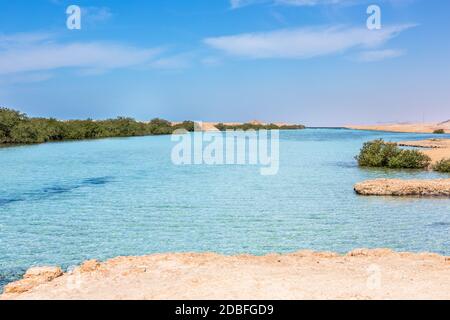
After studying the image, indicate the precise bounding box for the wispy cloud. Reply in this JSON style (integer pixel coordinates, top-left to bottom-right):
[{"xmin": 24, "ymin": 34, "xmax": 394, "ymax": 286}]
[
  {"xmin": 0, "ymin": 72, "xmax": 54, "ymax": 85},
  {"xmin": 230, "ymin": 0, "xmax": 352, "ymax": 9},
  {"xmin": 0, "ymin": 32, "xmax": 179, "ymax": 78},
  {"xmin": 230, "ymin": 0, "xmax": 415, "ymax": 9},
  {"xmin": 149, "ymin": 52, "xmax": 193, "ymax": 69},
  {"xmin": 230, "ymin": 0, "xmax": 260, "ymax": 9},
  {"xmin": 356, "ymin": 49, "xmax": 405, "ymax": 62},
  {"xmin": 82, "ymin": 6, "xmax": 114, "ymax": 25},
  {"xmin": 204, "ymin": 25, "xmax": 415, "ymax": 60},
  {"xmin": 0, "ymin": 43, "xmax": 160, "ymax": 75},
  {"xmin": 276, "ymin": 0, "xmax": 350, "ymax": 6},
  {"xmin": 0, "ymin": 32, "xmax": 54, "ymax": 49}
]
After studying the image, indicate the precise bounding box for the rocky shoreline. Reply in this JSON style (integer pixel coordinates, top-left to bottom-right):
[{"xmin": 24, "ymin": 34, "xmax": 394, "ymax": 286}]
[
  {"xmin": 2, "ymin": 249, "xmax": 450, "ymax": 300},
  {"xmin": 354, "ymin": 179, "xmax": 450, "ymax": 197},
  {"xmin": 397, "ymin": 139, "xmax": 450, "ymax": 149}
]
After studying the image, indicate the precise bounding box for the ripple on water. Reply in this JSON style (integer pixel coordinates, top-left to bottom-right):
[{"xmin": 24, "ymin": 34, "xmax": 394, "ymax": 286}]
[
  {"xmin": 0, "ymin": 130, "xmax": 449, "ymax": 292},
  {"xmin": 0, "ymin": 176, "xmax": 114, "ymax": 207}
]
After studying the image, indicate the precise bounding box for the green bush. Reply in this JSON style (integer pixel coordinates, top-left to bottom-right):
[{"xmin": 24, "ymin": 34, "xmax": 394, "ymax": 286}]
[
  {"xmin": 387, "ymin": 150, "xmax": 431, "ymax": 169},
  {"xmin": 356, "ymin": 139, "xmax": 431, "ymax": 169},
  {"xmin": 172, "ymin": 121, "xmax": 195, "ymax": 132},
  {"xmin": 356, "ymin": 139, "xmax": 400, "ymax": 167},
  {"xmin": 433, "ymin": 129, "xmax": 445, "ymax": 134},
  {"xmin": 0, "ymin": 108, "xmax": 28, "ymax": 143},
  {"xmin": 215, "ymin": 123, "xmax": 226, "ymax": 131},
  {"xmin": 10, "ymin": 121, "xmax": 47, "ymax": 144},
  {"xmin": 434, "ymin": 158, "xmax": 450, "ymax": 172}
]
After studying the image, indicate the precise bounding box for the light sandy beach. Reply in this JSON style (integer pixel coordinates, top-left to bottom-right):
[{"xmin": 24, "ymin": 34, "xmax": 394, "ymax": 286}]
[
  {"xmin": 347, "ymin": 121, "xmax": 450, "ymax": 134},
  {"xmin": 397, "ymin": 139, "xmax": 450, "ymax": 164},
  {"xmin": 2, "ymin": 249, "xmax": 450, "ymax": 300}
]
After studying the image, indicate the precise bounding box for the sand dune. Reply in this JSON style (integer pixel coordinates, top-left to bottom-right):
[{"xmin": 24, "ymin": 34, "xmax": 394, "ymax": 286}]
[{"xmin": 347, "ymin": 123, "xmax": 450, "ymax": 134}]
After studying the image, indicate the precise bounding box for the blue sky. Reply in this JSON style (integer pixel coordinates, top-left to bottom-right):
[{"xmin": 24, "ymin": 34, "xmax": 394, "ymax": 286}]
[{"xmin": 0, "ymin": 0, "xmax": 449, "ymax": 126}]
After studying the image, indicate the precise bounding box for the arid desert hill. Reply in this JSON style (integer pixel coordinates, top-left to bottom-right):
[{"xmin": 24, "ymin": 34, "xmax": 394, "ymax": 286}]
[{"xmin": 347, "ymin": 121, "xmax": 450, "ymax": 134}]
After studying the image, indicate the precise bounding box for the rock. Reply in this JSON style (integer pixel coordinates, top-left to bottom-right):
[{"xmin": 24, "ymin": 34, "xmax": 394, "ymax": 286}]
[
  {"xmin": 24, "ymin": 266, "xmax": 63, "ymax": 280},
  {"xmin": 4, "ymin": 279, "xmax": 38, "ymax": 294},
  {"xmin": 313, "ymin": 251, "xmax": 339, "ymax": 258},
  {"xmin": 348, "ymin": 249, "xmax": 370, "ymax": 257},
  {"xmin": 397, "ymin": 139, "xmax": 450, "ymax": 149},
  {"xmin": 290, "ymin": 250, "xmax": 339, "ymax": 258},
  {"xmin": 3, "ymin": 266, "xmax": 63, "ymax": 294},
  {"xmin": 354, "ymin": 179, "xmax": 450, "ymax": 197},
  {"xmin": 78, "ymin": 260, "xmax": 101, "ymax": 273},
  {"xmin": 347, "ymin": 248, "xmax": 395, "ymax": 257}
]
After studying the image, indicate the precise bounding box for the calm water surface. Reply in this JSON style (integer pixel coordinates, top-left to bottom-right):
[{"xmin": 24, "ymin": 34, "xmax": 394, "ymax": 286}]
[{"xmin": 1, "ymin": 129, "xmax": 450, "ymax": 289}]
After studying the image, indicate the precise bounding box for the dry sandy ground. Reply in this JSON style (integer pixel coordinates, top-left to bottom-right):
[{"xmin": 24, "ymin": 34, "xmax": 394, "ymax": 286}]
[
  {"xmin": 2, "ymin": 249, "xmax": 450, "ymax": 300},
  {"xmin": 397, "ymin": 139, "xmax": 450, "ymax": 164},
  {"xmin": 347, "ymin": 121, "xmax": 450, "ymax": 134}
]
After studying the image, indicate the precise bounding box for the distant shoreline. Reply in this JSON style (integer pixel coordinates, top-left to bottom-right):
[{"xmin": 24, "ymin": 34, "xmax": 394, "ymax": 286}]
[
  {"xmin": 346, "ymin": 122, "xmax": 450, "ymax": 134},
  {"xmin": 0, "ymin": 108, "xmax": 306, "ymax": 148}
]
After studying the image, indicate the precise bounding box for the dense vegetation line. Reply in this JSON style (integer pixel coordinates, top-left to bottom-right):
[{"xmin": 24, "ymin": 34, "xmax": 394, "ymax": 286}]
[
  {"xmin": 0, "ymin": 108, "xmax": 195, "ymax": 145},
  {"xmin": 0, "ymin": 108, "xmax": 306, "ymax": 146},
  {"xmin": 215, "ymin": 123, "xmax": 305, "ymax": 131}
]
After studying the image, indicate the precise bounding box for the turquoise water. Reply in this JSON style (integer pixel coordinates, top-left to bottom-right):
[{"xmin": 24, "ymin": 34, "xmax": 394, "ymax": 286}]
[{"xmin": 1, "ymin": 129, "xmax": 450, "ymax": 290}]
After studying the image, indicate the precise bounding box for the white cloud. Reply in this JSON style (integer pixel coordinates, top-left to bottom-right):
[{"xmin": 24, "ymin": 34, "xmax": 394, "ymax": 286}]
[
  {"xmin": 0, "ymin": 72, "xmax": 54, "ymax": 85},
  {"xmin": 0, "ymin": 32, "xmax": 167, "ymax": 76},
  {"xmin": 204, "ymin": 25, "xmax": 414, "ymax": 60},
  {"xmin": 0, "ymin": 43, "xmax": 160, "ymax": 75},
  {"xmin": 82, "ymin": 6, "xmax": 114, "ymax": 24},
  {"xmin": 230, "ymin": 0, "xmax": 415, "ymax": 9},
  {"xmin": 356, "ymin": 49, "xmax": 405, "ymax": 62},
  {"xmin": 230, "ymin": 0, "xmax": 261, "ymax": 9},
  {"xmin": 230, "ymin": 0, "xmax": 350, "ymax": 9},
  {"xmin": 0, "ymin": 32, "xmax": 54, "ymax": 49},
  {"xmin": 275, "ymin": 0, "xmax": 347, "ymax": 6},
  {"xmin": 149, "ymin": 53, "xmax": 193, "ymax": 69}
]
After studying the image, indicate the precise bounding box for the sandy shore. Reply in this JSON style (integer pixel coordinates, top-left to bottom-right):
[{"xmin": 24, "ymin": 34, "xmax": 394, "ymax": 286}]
[
  {"xmin": 2, "ymin": 249, "xmax": 450, "ymax": 300},
  {"xmin": 396, "ymin": 139, "xmax": 450, "ymax": 165},
  {"xmin": 347, "ymin": 122, "xmax": 450, "ymax": 134}
]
